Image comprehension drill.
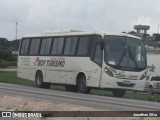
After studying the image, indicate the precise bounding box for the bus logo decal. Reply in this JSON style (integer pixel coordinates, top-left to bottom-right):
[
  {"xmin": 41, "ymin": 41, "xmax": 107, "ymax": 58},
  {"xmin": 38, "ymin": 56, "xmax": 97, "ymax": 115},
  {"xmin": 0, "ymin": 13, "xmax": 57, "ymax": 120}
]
[
  {"xmin": 33, "ymin": 57, "xmax": 65, "ymax": 67},
  {"xmin": 33, "ymin": 57, "xmax": 40, "ymax": 66},
  {"xmin": 147, "ymin": 64, "xmax": 155, "ymax": 72}
]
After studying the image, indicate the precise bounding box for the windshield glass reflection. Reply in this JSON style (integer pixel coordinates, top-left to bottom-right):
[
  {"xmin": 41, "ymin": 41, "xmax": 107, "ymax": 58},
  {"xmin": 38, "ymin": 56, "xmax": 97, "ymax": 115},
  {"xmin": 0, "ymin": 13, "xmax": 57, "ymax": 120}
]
[{"xmin": 104, "ymin": 36, "xmax": 146, "ymax": 71}]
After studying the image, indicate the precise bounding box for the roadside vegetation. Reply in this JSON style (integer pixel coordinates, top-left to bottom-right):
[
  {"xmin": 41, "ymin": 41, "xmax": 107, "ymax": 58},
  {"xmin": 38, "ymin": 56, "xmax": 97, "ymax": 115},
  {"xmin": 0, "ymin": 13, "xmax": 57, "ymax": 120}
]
[
  {"xmin": 0, "ymin": 71, "xmax": 34, "ymax": 86},
  {"xmin": 0, "ymin": 51, "xmax": 17, "ymax": 68},
  {"xmin": 0, "ymin": 71, "xmax": 160, "ymax": 102}
]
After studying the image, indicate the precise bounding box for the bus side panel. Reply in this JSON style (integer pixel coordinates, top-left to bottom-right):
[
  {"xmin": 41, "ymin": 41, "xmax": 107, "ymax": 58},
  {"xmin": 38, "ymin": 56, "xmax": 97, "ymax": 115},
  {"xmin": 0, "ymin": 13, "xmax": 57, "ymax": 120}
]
[
  {"xmin": 17, "ymin": 68, "xmax": 32, "ymax": 80},
  {"xmin": 17, "ymin": 56, "xmax": 35, "ymax": 81},
  {"xmin": 17, "ymin": 56, "xmax": 102, "ymax": 88},
  {"xmin": 57, "ymin": 57, "xmax": 101, "ymax": 87}
]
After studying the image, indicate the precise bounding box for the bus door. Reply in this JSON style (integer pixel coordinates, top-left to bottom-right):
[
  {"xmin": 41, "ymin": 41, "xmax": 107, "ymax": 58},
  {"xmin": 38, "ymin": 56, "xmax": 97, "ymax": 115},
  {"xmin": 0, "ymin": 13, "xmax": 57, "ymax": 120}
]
[{"xmin": 89, "ymin": 42, "xmax": 103, "ymax": 87}]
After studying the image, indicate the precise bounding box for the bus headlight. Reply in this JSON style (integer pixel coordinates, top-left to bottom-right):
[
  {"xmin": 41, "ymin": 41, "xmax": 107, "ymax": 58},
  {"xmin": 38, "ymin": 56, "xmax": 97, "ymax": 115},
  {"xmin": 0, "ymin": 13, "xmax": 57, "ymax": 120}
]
[
  {"xmin": 140, "ymin": 72, "xmax": 147, "ymax": 80},
  {"xmin": 104, "ymin": 67, "xmax": 114, "ymax": 77}
]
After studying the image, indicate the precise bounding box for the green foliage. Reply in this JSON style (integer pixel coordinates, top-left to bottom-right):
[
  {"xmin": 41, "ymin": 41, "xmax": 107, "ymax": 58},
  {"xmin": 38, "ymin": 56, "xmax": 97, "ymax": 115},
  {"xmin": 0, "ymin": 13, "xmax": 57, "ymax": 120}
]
[
  {"xmin": 50, "ymin": 85, "xmax": 65, "ymax": 91},
  {"xmin": 155, "ymin": 34, "xmax": 160, "ymax": 41},
  {"xmin": 0, "ymin": 60, "xmax": 17, "ymax": 68},
  {"xmin": 0, "ymin": 71, "xmax": 35, "ymax": 86},
  {"xmin": 124, "ymin": 91, "xmax": 160, "ymax": 102},
  {"xmin": 0, "ymin": 51, "xmax": 17, "ymax": 61},
  {"xmin": 0, "ymin": 38, "xmax": 19, "ymax": 67},
  {"xmin": 0, "ymin": 61, "xmax": 8, "ymax": 68},
  {"xmin": 0, "ymin": 38, "xmax": 20, "ymax": 51},
  {"xmin": 0, "ymin": 51, "xmax": 17, "ymax": 67},
  {"xmin": 90, "ymin": 89, "xmax": 112, "ymax": 96}
]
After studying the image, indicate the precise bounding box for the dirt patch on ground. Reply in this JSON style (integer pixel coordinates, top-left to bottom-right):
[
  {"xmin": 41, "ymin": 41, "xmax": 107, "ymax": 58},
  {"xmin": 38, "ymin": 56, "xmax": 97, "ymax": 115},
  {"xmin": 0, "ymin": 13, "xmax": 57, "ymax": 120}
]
[
  {"xmin": 0, "ymin": 93, "xmax": 159, "ymax": 120},
  {"xmin": 0, "ymin": 93, "xmax": 96, "ymax": 111},
  {"xmin": 0, "ymin": 67, "xmax": 17, "ymax": 71}
]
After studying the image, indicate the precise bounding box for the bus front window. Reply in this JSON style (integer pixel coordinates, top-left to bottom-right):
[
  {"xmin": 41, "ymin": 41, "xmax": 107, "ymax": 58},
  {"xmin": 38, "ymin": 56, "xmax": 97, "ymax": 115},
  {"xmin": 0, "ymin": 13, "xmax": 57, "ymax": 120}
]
[
  {"xmin": 105, "ymin": 36, "xmax": 127, "ymax": 67},
  {"xmin": 127, "ymin": 37, "xmax": 146, "ymax": 69},
  {"xmin": 104, "ymin": 36, "xmax": 146, "ymax": 71}
]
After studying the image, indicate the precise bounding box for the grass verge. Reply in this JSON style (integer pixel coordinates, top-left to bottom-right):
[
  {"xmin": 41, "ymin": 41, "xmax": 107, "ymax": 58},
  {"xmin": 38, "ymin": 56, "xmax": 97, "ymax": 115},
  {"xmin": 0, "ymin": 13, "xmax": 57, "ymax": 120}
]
[
  {"xmin": 0, "ymin": 60, "xmax": 17, "ymax": 68},
  {"xmin": 0, "ymin": 71, "xmax": 35, "ymax": 86},
  {"xmin": 0, "ymin": 71, "xmax": 160, "ymax": 102}
]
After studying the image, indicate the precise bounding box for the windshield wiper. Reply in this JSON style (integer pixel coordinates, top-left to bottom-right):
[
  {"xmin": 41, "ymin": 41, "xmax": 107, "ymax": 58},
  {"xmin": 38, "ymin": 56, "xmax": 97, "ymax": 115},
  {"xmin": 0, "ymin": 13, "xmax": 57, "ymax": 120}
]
[
  {"xmin": 128, "ymin": 46, "xmax": 139, "ymax": 68},
  {"xmin": 117, "ymin": 50, "xmax": 126, "ymax": 67}
]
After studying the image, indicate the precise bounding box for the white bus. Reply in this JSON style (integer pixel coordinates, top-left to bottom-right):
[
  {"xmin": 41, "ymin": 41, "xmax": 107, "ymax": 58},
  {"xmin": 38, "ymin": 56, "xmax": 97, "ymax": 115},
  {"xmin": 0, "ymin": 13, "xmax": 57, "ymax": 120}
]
[{"xmin": 17, "ymin": 30, "xmax": 147, "ymax": 97}]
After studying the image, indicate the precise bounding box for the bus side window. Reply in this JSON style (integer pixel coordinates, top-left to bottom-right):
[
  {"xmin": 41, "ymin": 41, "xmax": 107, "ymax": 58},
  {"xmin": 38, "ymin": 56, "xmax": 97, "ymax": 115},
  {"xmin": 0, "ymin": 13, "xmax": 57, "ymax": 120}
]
[
  {"xmin": 40, "ymin": 38, "xmax": 52, "ymax": 55},
  {"xmin": 20, "ymin": 39, "xmax": 30, "ymax": 55},
  {"xmin": 69, "ymin": 37, "xmax": 78, "ymax": 55},
  {"xmin": 77, "ymin": 36, "xmax": 90, "ymax": 56},
  {"xmin": 57, "ymin": 37, "xmax": 65, "ymax": 55},
  {"xmin": 51, "ymin": 37, "xmax": 65, "ymax": 55},
  {"xmin": 64, "ymin": 37, "xmax": 72, "ymax": 55},
  {"xmin": 92, "ymin": 43, "xmax": 102, "ymax": 66},
  {"xmin": 64, "ymin": 37, "xmax": 78, "ymax": 56},
  {"xmin": 51, "ymin": 38, "xmax": 59, "ymax": 55},
  {"xmin": 29, "ymin": 38, "xmax": 40, "ymax": 55}
]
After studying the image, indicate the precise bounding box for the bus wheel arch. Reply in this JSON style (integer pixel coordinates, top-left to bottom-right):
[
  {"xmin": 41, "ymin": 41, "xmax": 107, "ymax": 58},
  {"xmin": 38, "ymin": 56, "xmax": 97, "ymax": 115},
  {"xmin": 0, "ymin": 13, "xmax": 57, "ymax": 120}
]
[
  {"xmin": 76, "ymin": 72, "xmax": 91, "ymax": 94},
  {"xmin": 35, "ymin": 70, "xmax": 51, "ymax": 89}
]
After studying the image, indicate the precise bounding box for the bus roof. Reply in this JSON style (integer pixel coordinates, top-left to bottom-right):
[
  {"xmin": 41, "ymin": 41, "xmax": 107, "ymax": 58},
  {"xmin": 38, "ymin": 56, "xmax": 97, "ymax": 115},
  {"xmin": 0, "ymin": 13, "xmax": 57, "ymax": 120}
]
[{"xmin": 22, "ymin": 29, "xmax": 141, "ymax": 40}]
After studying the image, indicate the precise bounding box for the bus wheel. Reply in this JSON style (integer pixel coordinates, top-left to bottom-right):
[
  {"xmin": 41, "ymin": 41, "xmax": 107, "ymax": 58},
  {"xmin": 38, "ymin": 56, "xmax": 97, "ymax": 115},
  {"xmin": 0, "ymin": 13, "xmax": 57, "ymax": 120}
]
[
  {"xmin": 65, "ymin": 85, "xmax": 78, "ymax": 92},
  {"xmin": 112, "ymin": 89, "xmax": 126, "ymax": 98},
  {"xmin": 77, "ymin": 76, "xmax": 90, "ymax": 94},
  {"xmin": 35, "ymin": 71, "xmax": 51, "ymax": 89}
]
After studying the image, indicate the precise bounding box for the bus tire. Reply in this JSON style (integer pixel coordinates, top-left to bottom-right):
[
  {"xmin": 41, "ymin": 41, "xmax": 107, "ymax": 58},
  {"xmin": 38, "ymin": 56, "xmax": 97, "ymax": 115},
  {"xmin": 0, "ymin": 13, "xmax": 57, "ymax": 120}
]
[
  {"xmin": 112, "ymin": 89, "xmax": 126, "ymax": 98},
  {"xmin": 77, "ymin": 75, "xmax": 90, "ymax": 94},
  {"xmin": 35, "ymin": 71, "xmax": 51, "ymax": 89},
  {"xmin": 65, "ymin": 85, "xmax": 78, "ymax": 92}
]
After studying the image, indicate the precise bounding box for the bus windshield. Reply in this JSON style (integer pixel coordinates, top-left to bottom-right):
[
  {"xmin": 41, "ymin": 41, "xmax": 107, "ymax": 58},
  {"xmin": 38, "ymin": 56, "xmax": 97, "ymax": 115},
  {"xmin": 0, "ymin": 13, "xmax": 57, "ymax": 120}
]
[{"xmin": 104, "ymin": 36, "xmax": 146, "ymax": 71}]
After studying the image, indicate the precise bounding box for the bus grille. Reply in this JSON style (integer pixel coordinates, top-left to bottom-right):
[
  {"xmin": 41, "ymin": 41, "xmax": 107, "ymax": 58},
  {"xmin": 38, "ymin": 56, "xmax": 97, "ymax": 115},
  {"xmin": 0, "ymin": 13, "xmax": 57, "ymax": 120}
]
[
  {"xmin": 128, "ymin": 75, "xmax": 139, "ymax": 80},
  {"xmin": 115, "ymin": 74, "xmax": 138, "ymax": 80},
  {"xmin": 117, "ymin": 82, "xmax": 135, "ymax": 87},
  {"xmin": 115, "ymin": 74, "xmax": 126, "ymax": 79}
]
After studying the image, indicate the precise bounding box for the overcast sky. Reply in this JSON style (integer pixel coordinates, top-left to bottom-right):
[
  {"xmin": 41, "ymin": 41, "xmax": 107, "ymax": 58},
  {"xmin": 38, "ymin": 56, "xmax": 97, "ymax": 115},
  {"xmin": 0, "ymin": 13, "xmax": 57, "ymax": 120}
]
[{"xmin": 0, "ymin": 0, "xmax": 160, "ymax": 40}]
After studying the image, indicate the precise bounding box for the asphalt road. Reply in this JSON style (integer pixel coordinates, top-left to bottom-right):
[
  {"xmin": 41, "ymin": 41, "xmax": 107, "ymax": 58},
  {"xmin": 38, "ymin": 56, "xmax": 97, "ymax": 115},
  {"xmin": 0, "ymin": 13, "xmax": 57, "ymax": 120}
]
[{"xmin": 0, "ymin": 83, "xmax": 160, "ymax": 111}]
